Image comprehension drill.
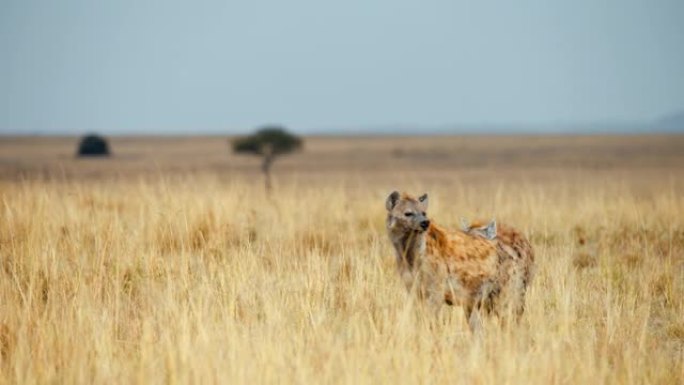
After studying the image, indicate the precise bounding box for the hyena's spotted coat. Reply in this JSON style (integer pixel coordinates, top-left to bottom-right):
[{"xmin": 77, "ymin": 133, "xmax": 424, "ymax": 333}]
[{"xmin": 385, "ymin": 191, "xmax": 534, "ymax": 331}]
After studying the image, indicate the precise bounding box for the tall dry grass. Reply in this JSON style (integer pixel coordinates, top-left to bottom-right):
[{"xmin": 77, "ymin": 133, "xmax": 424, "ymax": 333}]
[{"xmin": 0, "ymin": 174, "xmax": 682, "ymax": 384}]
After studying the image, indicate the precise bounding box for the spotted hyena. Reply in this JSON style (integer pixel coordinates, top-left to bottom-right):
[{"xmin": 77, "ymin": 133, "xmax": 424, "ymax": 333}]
[
  {"xmin": 385, "ymin": 191, "xmax": 535, "ymax": 332},
  {"xmin": 461, "ymin": 218, "xmax": 497, "ymax": 240}
]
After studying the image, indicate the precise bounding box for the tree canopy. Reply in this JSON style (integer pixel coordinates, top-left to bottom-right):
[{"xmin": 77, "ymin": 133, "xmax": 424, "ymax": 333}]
[{"xmin": 232, "ymin": 126, "xmax": 302, "ymax": 157}]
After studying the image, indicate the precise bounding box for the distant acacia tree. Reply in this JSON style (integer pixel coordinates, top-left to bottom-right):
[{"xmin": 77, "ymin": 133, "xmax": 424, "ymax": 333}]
[
  {"xmin": 232, "ymin": 126, "xmax": 303, "ymax": 192},
  {"xmin": 77, "ymin": 134, "xmax": 110, "ymax": 157}
]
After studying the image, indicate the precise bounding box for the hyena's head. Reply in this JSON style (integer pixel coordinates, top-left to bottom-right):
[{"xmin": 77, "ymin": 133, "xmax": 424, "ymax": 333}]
[{"xmin": 385, "ymin": 191, "xmax": 430, "ymax": 234}]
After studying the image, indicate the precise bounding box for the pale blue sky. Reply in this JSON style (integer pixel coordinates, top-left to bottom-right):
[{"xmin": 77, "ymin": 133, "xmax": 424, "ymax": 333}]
[{"xmin": 1, "ymin": 0, "xmax": 683, "ymax": 134}]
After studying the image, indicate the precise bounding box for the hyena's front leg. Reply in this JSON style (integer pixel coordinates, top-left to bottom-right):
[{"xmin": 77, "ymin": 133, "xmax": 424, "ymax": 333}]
[
  {"xmin": 421, "ymin": 280, "xmax": 450, "ymax": 328},
  {"xmin": 464, "ymin": 282, "xmax": 498, "ymax": 336},
  {"xmin": 464, "ymin": 304, "xmax": 484, "ymax": 336}
]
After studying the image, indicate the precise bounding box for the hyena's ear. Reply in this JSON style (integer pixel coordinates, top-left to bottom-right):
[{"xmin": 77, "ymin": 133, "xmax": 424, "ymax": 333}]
[
  {"xmin": 386, "ymin": 191, "xmax": 400, "ymax": 211},
  {"xmin": 418, "ymin": 193, "xmax": 428, "ymax": 209},
  {"xmin": 460, "ymin": 217, "xmax": 470, "ymax": 231},
  {"xmin": 484, "ymin": 220, "xmax": 497, "ymax": 240}
]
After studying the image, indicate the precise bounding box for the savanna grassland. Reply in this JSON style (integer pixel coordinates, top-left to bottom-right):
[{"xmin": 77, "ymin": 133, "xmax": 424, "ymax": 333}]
[{"xmin": 1, "ymin": 134, "xmax": 683, "ymax": 384}]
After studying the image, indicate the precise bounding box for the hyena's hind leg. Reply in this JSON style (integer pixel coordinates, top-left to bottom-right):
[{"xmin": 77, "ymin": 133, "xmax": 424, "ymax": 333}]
[{"xmin": 496, "ymin": 272, "xmax": 528, "ymax": 327}]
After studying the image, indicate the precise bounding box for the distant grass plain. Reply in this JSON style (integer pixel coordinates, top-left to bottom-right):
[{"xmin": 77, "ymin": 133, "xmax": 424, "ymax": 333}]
[{"xmin": 1, "ymin": 134, "xmax": 683, "ymax": 384}]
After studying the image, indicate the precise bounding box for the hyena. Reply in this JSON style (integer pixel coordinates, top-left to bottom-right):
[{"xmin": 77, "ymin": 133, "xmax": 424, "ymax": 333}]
[
  {"xmin": 385, "ymin": 191, "xmax": 535, "ymax": 332},
  {"xmin": 461, "ymin": 218, "xmax": 497, "ymax": 240}
]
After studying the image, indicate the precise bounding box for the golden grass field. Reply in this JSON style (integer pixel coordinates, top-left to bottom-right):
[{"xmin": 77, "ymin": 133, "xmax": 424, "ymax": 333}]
[{"xmin": 1, "ymin": 134, "xmax": 683, "ymax": 384}]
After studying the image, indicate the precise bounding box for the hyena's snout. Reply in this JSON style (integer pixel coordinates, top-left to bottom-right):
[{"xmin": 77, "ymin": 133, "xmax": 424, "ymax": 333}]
[{"xmin": 420, "ymin": 219, "xmax": 430, "ymax": 230}]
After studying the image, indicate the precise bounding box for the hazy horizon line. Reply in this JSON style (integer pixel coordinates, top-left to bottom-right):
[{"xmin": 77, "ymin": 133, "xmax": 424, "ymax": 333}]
[{"xmin": 1, "ymin": 121, "xmax": 682, "ymax": 137}]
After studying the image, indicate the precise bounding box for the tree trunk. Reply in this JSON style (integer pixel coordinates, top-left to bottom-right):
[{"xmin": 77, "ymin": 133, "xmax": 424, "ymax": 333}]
[{"xmin": 261, "ymin": 153, "xmax": 274, "ymax": 194}]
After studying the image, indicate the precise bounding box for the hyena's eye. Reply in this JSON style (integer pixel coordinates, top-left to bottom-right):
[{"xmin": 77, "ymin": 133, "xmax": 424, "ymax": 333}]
[
  {"xmin": 404, "ymin": 212, "xmax": 414, "ymax": 217},
  {"xmin": 421, "ymin": 212, "xmax": 426, "ymax": 216}
]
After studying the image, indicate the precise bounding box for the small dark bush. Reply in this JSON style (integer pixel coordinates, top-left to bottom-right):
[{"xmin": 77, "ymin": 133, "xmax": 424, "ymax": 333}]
[{"xmin": 77, "ymin": 134, "xmax": 110, "ymax": 157}]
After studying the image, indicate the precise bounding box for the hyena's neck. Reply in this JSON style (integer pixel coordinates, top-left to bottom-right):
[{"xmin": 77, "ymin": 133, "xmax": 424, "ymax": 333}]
[{"xmin": 390, "ymin": 229, "xmax": 426, "ymax": 269}]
